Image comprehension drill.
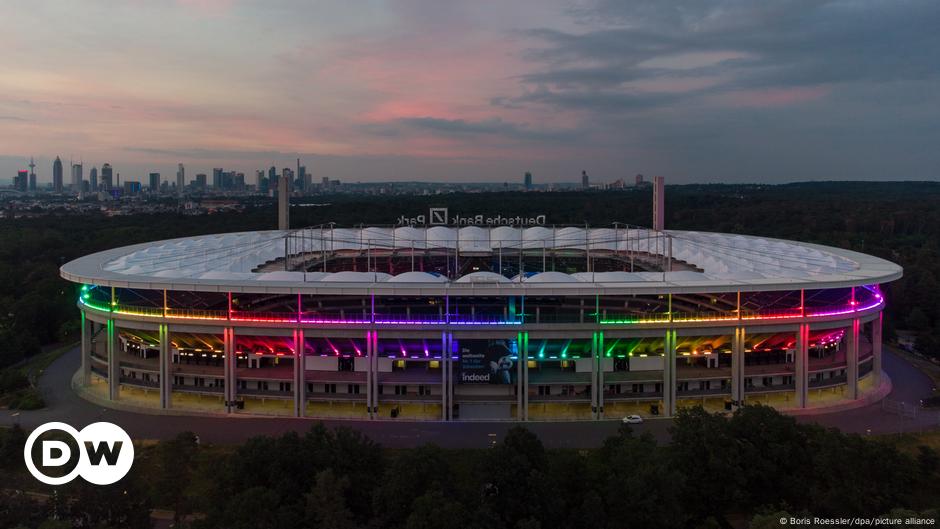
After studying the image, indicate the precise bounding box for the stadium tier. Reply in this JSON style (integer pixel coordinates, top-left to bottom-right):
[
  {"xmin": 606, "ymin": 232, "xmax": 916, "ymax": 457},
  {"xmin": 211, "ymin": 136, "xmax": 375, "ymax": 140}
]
[{"xmin": 60, "ymin": 225, "xmax": 902, "ymax": 420}]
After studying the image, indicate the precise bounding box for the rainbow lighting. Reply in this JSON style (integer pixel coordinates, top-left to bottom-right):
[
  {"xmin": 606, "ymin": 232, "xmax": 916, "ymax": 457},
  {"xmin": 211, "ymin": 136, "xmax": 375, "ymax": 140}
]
[{"xmin": 62, "ymin": 225, "xmax": 902, "ymax": 421}]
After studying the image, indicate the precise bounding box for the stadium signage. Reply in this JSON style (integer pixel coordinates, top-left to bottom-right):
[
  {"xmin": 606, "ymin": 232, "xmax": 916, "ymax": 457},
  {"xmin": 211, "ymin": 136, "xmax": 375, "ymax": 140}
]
[{"xmin": 396, "ymin": 207, "xmax": 546, "ymax": 227}]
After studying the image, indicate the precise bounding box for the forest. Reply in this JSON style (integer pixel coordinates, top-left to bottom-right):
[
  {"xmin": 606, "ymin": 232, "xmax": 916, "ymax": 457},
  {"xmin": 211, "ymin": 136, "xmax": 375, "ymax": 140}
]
[{"xmin": 1, "ymin": 405, "xmax": 938, "ymax": 529}]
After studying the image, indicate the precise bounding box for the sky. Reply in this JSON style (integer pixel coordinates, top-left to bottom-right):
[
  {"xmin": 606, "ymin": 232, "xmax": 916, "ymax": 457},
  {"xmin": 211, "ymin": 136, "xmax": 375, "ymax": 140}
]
[{"xmin": 2, "ymin": 0, "xmax": 939, "ymax": 185}]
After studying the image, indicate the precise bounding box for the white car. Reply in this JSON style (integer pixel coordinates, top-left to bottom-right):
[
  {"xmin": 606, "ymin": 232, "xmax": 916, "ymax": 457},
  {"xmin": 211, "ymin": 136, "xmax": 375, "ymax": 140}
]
[{"xmin": 621, "ymin": 415, "xmax": 643, "ymax": 424}]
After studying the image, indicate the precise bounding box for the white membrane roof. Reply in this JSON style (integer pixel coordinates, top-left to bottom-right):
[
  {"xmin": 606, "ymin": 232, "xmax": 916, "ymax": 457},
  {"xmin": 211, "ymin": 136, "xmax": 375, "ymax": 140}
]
[{"xmin": 60, "ymin": 228, "xmax": 902, "ymax": 295}]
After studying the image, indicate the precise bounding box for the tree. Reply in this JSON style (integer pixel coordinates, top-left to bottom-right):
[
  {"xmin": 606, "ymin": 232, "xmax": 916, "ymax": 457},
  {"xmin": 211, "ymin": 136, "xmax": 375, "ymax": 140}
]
[
  {"xmin": 151, "ymin": 431, "xmax": 200, "ymax": 528},
  {"xmin": 306, "ymin": 469, "xmax": 356, "ymax": 529},
  {"xmin": 668, "ymin": 407, "xmax": 746, "ymax": 528}
]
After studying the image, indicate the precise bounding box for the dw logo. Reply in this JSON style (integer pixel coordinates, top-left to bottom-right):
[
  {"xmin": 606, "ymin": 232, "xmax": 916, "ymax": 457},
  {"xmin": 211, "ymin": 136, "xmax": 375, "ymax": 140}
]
[{"xmin": 23, "ymin": 422, "xmax": 134, "ymax": 485}]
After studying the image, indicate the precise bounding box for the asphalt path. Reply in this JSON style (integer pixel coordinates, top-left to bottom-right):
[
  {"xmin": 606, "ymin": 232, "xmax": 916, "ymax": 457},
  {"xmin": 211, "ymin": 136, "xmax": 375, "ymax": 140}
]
[{"xmin": 3, "ymin": 346, "xmax": 937, "ymax": 448}]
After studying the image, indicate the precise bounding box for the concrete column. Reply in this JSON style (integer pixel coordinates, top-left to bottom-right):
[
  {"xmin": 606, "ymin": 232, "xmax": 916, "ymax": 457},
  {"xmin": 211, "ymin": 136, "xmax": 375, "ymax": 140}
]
[
  {"xmin": 596, "ymin": 332, "xmax": 605, "ymax": 418},
  {"xmin": 446, "ymin": 333, "xmax": 454, "ymax": 420},
  {"xmin": 223, "ymin": 327, "xmax": 235, "ymax": 413},
  {"xmin": 794, "ymin": 324, "xmax": 809, "ymax": 408},
  {"xmin": 278, "ymin": 174, "xmax": 290, "ymax": 230},
  {"xmin": 590, "ymin": 332, "xmax": 598, "ymax": 419},
  {"xmin": 366, "ymin": 331, "xmax": 374, "ymax": 419},
  {"xmin": 159, "ymin": 324, "xmax": 171, "ymax": 409},
  {"xmin": 293, "ymin": 329, "xmax": 305, "ymax": 417},
  {"xmin": 444, "ymin": 332, "xmax": 450, "ymax": 421},
  {"xmin": 80, "ymin": 312, "xmax": 92, "ymax": 385},
  {"xmin": 873, "ymin": 313, "xmax": 883, "ymax": 386},
  {"xmin": 663, "ymin": 330, "xmax": 677, "ymax": 417},
  {"xmin": 106, "ymin": 319, "xmax": 119, "ymax": 401},
  {"xmin": 517, "ymin": 332, "xmax": 524, "ymax": 420},
  {"xmin": 731, "ymin": 327, "xmax": 746, "ymax": 407},
  {"xmin": 371, "ymin": 331, "xmax": 379, "ymax": 418},
  {"xmin": 846, "ymin": 319, "xmax": 859, "ymax": 399},
  {"xmin": 522, "ymin": 333, "xmax": 529, "ymax": 421}
]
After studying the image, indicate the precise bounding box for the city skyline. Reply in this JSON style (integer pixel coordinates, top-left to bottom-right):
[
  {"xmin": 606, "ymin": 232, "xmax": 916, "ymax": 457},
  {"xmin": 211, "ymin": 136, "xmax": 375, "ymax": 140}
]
[{"xmin": 2, "ymin": 0, "xmax": 940, "ymax": 184}]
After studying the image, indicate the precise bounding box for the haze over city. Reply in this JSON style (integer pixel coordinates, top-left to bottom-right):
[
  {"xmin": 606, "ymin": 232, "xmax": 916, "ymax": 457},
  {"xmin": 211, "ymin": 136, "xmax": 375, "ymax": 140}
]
[{"xmin": 2, "ymin": 0, "xmax": 939, "ymax": 184}]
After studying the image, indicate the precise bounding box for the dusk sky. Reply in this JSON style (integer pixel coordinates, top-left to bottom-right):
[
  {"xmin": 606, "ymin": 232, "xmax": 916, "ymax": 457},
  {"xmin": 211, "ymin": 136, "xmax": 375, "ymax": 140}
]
[{"xmin": 2, "ymin": 0, "xmax": 939, "ymax": 184}]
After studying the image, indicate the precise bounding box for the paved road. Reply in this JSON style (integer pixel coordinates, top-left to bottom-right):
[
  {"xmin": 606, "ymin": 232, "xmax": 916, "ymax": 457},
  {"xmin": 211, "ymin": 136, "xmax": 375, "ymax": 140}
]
[{"xmin": 2, "ymin": 346, "xmax": 937, "ymax": 448}]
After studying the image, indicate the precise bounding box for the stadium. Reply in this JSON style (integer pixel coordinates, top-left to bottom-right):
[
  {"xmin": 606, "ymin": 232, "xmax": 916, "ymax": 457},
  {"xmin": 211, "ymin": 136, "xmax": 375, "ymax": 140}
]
[{"xmin": 59, "ymin": 210, "xmax": 902, "ymax": 421}]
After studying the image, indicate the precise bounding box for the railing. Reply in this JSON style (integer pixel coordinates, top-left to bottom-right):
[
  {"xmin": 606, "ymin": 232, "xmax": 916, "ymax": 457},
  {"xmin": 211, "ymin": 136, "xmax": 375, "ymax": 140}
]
[{"xmin": 81, "ymin": 294, "xmax": 883, "ymax": 326}]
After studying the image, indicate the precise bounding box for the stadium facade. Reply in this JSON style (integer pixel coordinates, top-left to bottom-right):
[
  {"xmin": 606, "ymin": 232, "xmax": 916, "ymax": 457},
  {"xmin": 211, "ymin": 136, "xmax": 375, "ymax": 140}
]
[{"xmin": 60, "ymin": 223, "xmax": 901, "ymax": 420}]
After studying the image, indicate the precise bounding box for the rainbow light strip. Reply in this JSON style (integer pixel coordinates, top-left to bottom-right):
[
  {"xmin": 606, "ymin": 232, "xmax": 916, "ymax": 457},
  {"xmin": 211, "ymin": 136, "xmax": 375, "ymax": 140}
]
[{"xmin": 79, "ymin": 285, "xmax": 882, "ymax": 326}]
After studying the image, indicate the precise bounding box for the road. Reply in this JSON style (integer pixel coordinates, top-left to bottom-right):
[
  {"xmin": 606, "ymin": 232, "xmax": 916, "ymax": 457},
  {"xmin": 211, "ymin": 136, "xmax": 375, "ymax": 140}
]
[{"xmin": 3, "ymin": 346, "xmax": 937, "ymax": 448}]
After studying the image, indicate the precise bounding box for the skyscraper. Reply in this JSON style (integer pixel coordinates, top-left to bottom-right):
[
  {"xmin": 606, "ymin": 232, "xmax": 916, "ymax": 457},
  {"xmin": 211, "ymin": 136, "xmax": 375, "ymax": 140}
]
[
  {"xmin": 149, "ymin": 172, "xmax": 161, "ymax": 191},
  {"xmin": 100, "ymin": 163, "xmax": 113, "ymax": 191},
  {"xmin": 195, "ymin": 173, "xmax": 207, "ymax": 190},
  {"xmin": 524, "ymin": 171, "xmax": 532, "ymax": 190},
  {"xmin": 297, "ymin": 159, "xmax": 308, "ymax": 193},
  {"xmin": 581, "ymin": 170, "xmax": 589, "ymax": 189},
  {"xmin": 53, "ymin": 156, "xmax": 63, "ymax": 193},
  {"xmin": 71, "ymin": 162, "xmax": 83, "ymax": 192},
  {"xmin": 89, "ymin": 166, "xmax": 98, "ymax": 192},
  {"xmin": 176, "ymin": 163, "xmax": 185, "ymax": 195},
  {"xmin": 212, "ymin": 168, "xmax": 223, "ymax": 188},
  {"xmin": 28, "ymin": 157, "xmax": 36, "ymax": 191},
  {"xmin": 14, "ymin": 170, "xmax": 28, "ymax": 192}
]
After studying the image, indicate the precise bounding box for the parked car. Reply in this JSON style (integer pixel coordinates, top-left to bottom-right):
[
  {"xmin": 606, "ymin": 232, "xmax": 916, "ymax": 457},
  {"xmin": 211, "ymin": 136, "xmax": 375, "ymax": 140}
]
[{"xmin": 621, "ymin": 414, "xmax": 644, "ymax": 424}]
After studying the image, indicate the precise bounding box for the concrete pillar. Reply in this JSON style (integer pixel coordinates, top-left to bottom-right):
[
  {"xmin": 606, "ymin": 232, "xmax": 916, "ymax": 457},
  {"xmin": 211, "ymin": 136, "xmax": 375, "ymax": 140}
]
[
  {"xmin": 159, "ymin": 324, "xmax": 171, "ymax": 409},
  {"xmin": 521, "ymin": 333, "xmax": 529, "ymax": 421},
  {"xmin": 366, "ymin": 331, "xmax": 374, "ymax": 419},
  {"xmin": 371, "ymin": 331, "xmax": 379, "ymax": 418},
  {"xmin": 223, "ymin": 327, "xmax": 235, "ymax": 413},
  {"xmin": 663, "ymin": 329, "xmax": 677, "ymax": 417},
  {"xmin": 653, "ymin": 176, "xmax": 665, "ymax": 231},
  {"xmin": 446, "ymin": 333, "xmax": 454, "ymax": 421},
  {"xmin": 106, "ymin": 319, "xmax": 119, "ymax": 401},
  {"xmin": 278, "ymin": 174, "xmax": 290, "ymax": 230},
  {"xmin": 873, "ymin": 313, "xmax": 883, "ymax": 386},
  {"xmin": 80, "ymin": 312, "xmax": 92, "ymax": 385},
  {"xmin": 794, "ymin": 323, "xmax": 809, "ymax": 409},
  {"xmin": 596, "ymin": 332, "xmax": 604, "ymax": 418},
  {"xmin": 591, "ymin": 332, "xmax": 598, "ymax": 419},
  {"xmin": 444, "ymin": 332, "xmax": 451, "ymax": 421},
  {"xmin": 293, "ymin": 329, "xmax": 305, "ymax": 417},
  {"xmin": 731, "ymin": 327, "xmax": 746, "ymax": 408},
  {"xmin": 517, "ymin": 332, "xmax": 524, "ymax": 420},
  {"xmin": 846, "ymin": 319, "xmax": 859, "ymax": 399}
]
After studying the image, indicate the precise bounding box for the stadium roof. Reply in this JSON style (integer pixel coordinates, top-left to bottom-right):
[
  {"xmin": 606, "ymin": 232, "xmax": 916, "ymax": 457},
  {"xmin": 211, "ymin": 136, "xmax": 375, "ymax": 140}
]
[{"xmin": 60, "ymin": 227, "xmax": 902, "ymax": 295}]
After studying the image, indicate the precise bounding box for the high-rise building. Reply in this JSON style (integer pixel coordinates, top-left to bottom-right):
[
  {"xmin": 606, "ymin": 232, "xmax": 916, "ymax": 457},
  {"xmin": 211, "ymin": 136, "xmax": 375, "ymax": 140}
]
[
  {"xmin": 89, "ymin": 167, "xmax": 98, "ymax": 192},
  {"xmin": 176, "ymin": 163, "xmax": 185, "ymax": 195},
  {"xmin": 212, "ymin": 168, "xmax": 223, "ymax": 189},
  {"xmin": 101, "ymin": 163, "xmax": 113, "ymax": 191},
  {"xmin": 149, "ymin": 172, "xmax": 161, "ymax": 191},
  {"xmin": 14, "ymin": 170, "xmax": 28, "ymax": 192},
  {"xmin": 581, "ymin": 170, "xmax": 589, "ymax": 189},
  {"xmin": 268, "ymin": 166, "xmax": 277, "ymax": 185},
  {"xmin": 297, "ymin": 158, "xmax": 308, "ymax": 193},
  {"xmin": 524, "ymin": 171, "xmax": 532, "ymax": 190},
  {"xmin": 53, "ymin": 157, "xmax": 63, "ymax": 193},
  {"xmin": 28, "ymin": 157, "xmax": 36, "ymax": 191},
  {"xmin": 124, "ymin": 181, "xmax": 142, "ymax": 195},
  {"xmin": 195, "ymin": 173, "xmax": 207, "ymax": 190},
  {"xmin": 71, "ymin": 163, "xmax": 83, "ymax": 192},
  {"xmin": 635, "ymin": 174, "xmax": 644, "ymax": 186}
]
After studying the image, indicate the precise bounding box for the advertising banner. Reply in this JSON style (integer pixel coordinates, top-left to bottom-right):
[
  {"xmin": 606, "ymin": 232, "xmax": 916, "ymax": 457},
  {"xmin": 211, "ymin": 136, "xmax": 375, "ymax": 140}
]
[{"xmin": 458, "ymin": 340, "xmax": 516, "ymax": 384}]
